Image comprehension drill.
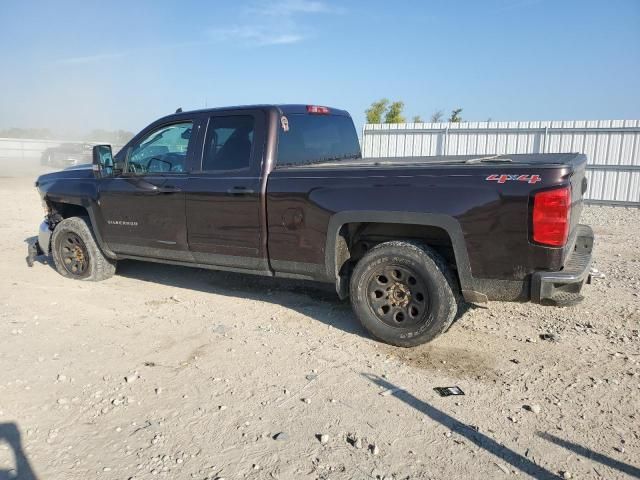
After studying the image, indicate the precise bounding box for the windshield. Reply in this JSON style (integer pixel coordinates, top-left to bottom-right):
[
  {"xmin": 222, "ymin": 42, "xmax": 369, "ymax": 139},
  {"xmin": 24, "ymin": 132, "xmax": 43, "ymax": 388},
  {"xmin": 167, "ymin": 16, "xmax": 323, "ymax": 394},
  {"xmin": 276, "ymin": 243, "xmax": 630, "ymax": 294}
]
[{"xmin": 277, "ymin": 114, "xmax": 361, "ymax": 167}]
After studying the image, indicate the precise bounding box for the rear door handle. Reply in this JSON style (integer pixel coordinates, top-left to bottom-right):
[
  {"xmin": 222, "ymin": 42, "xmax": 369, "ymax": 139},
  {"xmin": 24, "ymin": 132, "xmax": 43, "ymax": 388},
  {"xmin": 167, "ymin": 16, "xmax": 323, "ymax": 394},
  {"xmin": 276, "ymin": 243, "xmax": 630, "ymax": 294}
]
[{"xmin": 227, "ymin": 186, "xmax": 255, "ymax": 195}]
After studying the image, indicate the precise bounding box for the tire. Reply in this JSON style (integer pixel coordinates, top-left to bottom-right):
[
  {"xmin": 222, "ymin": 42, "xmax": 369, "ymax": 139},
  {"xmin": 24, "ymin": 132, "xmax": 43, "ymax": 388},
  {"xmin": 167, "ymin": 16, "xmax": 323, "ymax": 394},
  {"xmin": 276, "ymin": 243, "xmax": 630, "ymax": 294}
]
[
  {"xmin": 51, "ymin": 216, "xmax": 116, "ymax": 281},
  {"xmin": 349, "ymin": 240, "xmax": 459, "ymax": 347}
]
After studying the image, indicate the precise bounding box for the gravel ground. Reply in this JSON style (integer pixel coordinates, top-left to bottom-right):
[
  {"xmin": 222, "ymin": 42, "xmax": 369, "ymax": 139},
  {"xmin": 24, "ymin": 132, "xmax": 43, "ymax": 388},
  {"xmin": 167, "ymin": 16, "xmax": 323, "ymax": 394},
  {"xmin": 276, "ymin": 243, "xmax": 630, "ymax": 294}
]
[{"xmin": 0, "ymin": 176, "xmax": 638, "ymax": 480}]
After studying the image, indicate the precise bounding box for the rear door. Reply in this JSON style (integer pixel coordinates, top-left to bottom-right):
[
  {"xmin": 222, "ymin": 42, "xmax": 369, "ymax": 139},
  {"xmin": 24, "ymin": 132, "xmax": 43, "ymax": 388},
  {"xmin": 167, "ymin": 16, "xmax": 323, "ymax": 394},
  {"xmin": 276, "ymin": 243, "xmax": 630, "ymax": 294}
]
[
  {"xmin": 184, "ymin": 109, "xmax": 268, "ymax": 271},
  {"xmin": 98, "ymin": 119, "xmax": 200, "ymax": 261}
]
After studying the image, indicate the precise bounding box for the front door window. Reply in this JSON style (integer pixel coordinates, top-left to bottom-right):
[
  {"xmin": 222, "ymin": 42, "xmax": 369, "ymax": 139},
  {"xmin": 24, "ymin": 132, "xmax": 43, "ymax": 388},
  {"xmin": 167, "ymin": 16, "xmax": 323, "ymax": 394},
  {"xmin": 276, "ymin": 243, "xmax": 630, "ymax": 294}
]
[{"xmin": 127, "ymin": 122, "xmax": 193, "ymax": 174}]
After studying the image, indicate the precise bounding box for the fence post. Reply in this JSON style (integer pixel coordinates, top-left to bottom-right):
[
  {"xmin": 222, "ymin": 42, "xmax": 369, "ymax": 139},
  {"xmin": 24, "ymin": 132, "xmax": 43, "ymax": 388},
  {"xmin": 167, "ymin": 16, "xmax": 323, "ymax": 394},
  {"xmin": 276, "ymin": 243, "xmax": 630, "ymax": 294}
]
[{"xmin": 442, "ymin": 125, "xmax": 449, "ymax": 155}]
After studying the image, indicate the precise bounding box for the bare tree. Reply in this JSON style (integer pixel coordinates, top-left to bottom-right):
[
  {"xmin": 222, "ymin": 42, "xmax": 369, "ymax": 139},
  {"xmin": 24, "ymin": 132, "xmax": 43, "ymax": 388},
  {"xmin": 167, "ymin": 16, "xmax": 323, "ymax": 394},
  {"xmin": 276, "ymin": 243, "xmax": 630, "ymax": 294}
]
[{"xmin": 430, "ymin": 110, "xmax": 444, "ymax": 123}]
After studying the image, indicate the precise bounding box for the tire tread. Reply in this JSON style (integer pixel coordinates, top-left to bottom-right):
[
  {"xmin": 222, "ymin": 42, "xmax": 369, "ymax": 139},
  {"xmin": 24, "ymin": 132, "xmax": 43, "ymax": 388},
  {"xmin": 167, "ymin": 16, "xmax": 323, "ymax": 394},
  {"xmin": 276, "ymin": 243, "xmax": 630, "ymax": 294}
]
[
  {"xmin": 51, "ymin": 216, "xmax": 116, "ymax": 281},
  {"xmin": 349, "ymin": 240, "xmax": 460, "ymax": 347}
]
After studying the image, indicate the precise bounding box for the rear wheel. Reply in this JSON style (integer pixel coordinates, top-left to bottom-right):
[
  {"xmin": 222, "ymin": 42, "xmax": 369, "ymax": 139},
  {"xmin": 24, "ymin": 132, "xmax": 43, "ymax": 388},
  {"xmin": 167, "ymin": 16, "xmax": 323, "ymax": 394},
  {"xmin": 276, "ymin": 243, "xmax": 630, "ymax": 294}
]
[
  {"xmin": 51, "ymin": 217, "xmax": 116, "ymax": 281},
  {"xmin": 350, "ymin": 240, "xmax": 459, "ymax": 347}
]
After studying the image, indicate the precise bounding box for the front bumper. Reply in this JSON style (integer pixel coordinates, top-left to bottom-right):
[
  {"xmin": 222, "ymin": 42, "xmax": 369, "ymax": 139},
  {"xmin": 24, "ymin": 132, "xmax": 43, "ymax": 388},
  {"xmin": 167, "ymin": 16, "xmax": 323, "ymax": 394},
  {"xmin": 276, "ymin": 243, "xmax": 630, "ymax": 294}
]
[
  {"xmin": 27, "ymin": 220, "xmax": 51, "ymax": 267},
  {"xmin": 531, "ymin": 224, "xmax": 594, "ymax": 306},
  {"xmin": 38, "ymin": 220, "xmax": 52, "ymax": 254}
]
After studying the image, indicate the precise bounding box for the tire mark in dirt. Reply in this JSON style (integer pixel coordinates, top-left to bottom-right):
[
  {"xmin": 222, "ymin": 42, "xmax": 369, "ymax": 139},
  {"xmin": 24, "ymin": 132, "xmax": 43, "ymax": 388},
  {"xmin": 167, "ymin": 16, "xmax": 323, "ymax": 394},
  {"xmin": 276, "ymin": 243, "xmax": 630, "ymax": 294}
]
[{"xmin": 379, "ymin": 335, "xmax": 496, "ymax": 380}]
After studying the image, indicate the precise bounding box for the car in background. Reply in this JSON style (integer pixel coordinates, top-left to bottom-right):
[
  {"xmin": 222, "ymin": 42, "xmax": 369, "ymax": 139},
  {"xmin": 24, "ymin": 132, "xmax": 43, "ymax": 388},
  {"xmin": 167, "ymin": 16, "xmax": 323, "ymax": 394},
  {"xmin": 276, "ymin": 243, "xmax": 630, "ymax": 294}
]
[{"xmin": 40, "ymin": 143, "xmax": 95, "ymax": 168}]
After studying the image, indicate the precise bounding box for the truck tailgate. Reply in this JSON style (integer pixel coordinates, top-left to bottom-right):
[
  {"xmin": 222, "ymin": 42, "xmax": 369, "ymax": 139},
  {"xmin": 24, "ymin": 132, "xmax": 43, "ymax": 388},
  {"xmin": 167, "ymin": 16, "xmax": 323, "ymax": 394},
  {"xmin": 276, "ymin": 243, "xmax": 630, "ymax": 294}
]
[{"xmin": 565, "ymin": 154, "xmax": 588, "ymax": 257}]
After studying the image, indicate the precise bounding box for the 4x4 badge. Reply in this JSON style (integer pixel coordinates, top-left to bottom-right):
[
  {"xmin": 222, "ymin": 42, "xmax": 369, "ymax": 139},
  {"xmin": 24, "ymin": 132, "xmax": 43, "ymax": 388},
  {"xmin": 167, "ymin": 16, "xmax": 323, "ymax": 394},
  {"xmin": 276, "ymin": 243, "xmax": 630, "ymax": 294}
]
[{"xmin": 486, "ymin": 174, "xmax": 541, "ymax": 184}]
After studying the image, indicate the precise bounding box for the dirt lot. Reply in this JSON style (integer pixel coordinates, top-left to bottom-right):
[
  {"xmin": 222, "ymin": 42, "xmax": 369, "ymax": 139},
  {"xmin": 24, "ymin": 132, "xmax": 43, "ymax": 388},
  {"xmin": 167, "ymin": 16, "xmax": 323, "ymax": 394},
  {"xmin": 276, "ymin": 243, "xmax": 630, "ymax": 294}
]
[{"xmin": 0, "ymin": 174, "xmax": 639, "ymax": 480}]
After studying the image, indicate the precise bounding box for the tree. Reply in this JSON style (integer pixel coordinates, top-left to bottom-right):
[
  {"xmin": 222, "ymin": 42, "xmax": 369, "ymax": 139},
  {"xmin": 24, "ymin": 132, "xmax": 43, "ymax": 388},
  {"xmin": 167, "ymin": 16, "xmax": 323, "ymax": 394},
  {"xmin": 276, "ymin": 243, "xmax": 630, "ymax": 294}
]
[
  {"xmin": 365, "ymin": 98, "xmax": 389, "ymax": 124},
  {"xmin": 85, "ymin": 129, "xmax": 135, "ymax": 144},
  {"xmin": 430, "ymin": 110, "xmax": 444, "ymax": 123},
  {"xmin": 412, "ymin": 115, "xmax": 423, "ymax": 123},
  {"xmin": 384, "ymin": 101, "xmax": 405, "ymax": 124},
  {"xmin": 0, "ymin": 127, "xmax": 53, "ymax": 139},
  {"xmin": 115, "ymin": 129, "xmax": 135, "ymax": 144},
  {"xmin": 449, "ymin": 108, "xmax": 463, "ymax": 123}
]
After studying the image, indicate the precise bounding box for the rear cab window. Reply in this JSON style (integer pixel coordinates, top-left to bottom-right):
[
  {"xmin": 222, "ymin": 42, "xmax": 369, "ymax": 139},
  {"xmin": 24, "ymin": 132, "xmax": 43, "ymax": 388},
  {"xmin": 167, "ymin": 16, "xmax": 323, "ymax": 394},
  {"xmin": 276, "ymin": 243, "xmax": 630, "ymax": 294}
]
[{"xmin": 276, "ymin": 110, "xmax": 361, "ymax": 167}]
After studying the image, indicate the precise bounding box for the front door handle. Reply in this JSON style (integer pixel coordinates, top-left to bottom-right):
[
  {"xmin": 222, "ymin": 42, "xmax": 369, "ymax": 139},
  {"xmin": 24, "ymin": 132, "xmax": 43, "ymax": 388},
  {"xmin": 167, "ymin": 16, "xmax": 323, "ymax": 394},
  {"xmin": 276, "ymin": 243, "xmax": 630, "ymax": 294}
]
[
  {"xmin": 157, "ymin": 185, "xmax": 182, "ymax": 194},
  {"xmin": 227, "ymin": 186, "xmax": 255, "ymax": 195},
  {"xmin": 132, "ymin": 178, "xmax": 181, "ymax": 194}
]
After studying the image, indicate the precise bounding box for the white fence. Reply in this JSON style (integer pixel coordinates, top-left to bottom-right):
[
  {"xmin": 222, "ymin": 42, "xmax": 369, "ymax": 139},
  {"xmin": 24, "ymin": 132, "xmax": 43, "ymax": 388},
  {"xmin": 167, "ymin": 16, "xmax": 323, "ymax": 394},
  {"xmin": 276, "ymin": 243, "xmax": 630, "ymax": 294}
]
[
  {"xmin": 0, "ymin": 138, "xmax": 124, "ymax": 162},
  {"xmin": 362, "ymin": 120, "xmax": 640, "ymax": 206},
  {"xmin": 0, "ymin": 138, "xmax": 76, "ymax": 162},
  {"xmin": 0, "ymin": 137, "xmax": 125, "ymax": 177},
  {"xmin": 3, "ymin": 122, "xmax": 640, "ymax": 206}
]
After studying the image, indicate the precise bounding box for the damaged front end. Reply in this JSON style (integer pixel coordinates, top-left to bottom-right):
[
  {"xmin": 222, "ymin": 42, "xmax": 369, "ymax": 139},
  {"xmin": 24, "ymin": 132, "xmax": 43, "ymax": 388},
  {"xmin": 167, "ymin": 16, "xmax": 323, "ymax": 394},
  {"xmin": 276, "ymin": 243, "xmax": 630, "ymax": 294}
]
[{"xmin": 27, "ymin": 188, "xmax": 57, "ymax": 266}]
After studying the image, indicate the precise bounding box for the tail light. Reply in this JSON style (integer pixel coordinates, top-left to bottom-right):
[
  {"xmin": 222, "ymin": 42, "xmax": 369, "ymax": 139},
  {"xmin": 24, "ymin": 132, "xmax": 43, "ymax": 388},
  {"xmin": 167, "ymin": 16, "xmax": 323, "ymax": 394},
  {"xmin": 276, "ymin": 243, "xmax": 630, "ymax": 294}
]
[
  {"xmin": 306, "ymin": 105, "xmax": 330, "ymax": 114},
  {"xmin": 532, "ymin": 186, "xmax": 571, "ymax": 247}
]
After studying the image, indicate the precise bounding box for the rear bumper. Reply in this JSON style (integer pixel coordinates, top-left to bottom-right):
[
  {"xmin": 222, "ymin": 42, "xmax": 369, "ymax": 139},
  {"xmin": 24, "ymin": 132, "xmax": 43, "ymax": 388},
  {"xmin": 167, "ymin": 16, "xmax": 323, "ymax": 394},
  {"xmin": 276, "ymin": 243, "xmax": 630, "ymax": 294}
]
[{"xmin": 531, "ymin": 224, "xmax": 594, "ymax": 305}]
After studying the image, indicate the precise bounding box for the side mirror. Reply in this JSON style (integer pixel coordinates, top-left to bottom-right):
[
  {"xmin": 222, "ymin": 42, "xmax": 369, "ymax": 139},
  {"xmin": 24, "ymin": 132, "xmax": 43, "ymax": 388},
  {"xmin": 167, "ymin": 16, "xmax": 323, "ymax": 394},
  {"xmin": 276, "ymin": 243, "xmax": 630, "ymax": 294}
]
[{"xmin": 92, "ymin": 145, "xmax": 114, "ymax": 177}]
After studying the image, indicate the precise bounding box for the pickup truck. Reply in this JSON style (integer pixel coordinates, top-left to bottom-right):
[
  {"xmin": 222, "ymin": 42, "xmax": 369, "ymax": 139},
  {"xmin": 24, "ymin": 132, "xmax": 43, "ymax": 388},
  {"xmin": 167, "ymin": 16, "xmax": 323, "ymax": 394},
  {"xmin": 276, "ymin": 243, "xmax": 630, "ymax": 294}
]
[
  {"xmin": 29, "ymin": 104, "xmax": 594, "ymax": 347},
  {"xmin": 40, "ymin": 142, "xmax": 95, "ymax": 168}
]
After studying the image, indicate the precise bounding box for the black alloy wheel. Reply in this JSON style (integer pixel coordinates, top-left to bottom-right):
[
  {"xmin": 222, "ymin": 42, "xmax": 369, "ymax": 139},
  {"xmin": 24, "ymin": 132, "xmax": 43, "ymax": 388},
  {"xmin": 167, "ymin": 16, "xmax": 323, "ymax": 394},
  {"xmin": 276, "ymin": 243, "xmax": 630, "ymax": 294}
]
[
  {"xmin": 58, "ymin": 231, "xmax": 90, "ymax": 277},
  {"xmin": 349, "ymin": 240, "xmax": 460, "ymax": 347},
  {"xmin": 365, "ymin": 264, "xmax": 430, "ymax": 327}
]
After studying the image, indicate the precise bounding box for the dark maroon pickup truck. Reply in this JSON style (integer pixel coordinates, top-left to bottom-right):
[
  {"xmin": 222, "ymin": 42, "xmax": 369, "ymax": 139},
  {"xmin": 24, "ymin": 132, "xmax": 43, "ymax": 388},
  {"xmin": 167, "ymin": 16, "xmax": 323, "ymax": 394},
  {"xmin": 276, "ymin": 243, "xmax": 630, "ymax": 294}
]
[{"xmin": 30, "ymin": 104, "xmax": 594, "ymax": 347}]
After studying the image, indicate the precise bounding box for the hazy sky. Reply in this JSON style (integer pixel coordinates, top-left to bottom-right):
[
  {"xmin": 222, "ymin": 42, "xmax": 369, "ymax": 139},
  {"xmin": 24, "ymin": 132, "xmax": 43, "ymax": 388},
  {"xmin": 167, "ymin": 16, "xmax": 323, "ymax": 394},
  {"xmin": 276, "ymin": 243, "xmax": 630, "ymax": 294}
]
[{"xmin": 1, "ymin": 0, "xmax": 638, "ymax": 134}]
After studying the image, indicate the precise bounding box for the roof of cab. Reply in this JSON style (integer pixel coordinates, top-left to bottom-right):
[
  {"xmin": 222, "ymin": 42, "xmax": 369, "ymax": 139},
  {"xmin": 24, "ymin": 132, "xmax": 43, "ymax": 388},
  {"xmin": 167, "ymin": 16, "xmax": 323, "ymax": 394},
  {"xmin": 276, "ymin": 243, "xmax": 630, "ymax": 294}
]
[{"xmin": 157, "ymin": 104, "xmax": 351, "ymax": 123}]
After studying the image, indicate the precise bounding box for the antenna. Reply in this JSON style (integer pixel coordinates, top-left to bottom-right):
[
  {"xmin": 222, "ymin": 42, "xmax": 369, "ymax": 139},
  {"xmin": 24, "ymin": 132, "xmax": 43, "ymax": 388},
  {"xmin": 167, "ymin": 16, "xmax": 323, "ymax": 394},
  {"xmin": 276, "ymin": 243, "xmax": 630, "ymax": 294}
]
[{"xmin": 175, "ymin": 107, "xmax": 183, "ymax": 113}]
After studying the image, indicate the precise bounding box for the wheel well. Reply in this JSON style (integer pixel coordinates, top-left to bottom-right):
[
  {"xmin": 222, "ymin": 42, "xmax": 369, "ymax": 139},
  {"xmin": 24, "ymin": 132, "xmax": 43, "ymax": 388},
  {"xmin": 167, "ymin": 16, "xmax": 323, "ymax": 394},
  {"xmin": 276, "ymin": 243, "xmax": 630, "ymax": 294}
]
[
  {"xmin": 48, "ymin": 202, "xmax": 89, "ymax": 225},
  {"xmin": 334, "ymin": 222, "xmax": 458, "ymax": 296}
]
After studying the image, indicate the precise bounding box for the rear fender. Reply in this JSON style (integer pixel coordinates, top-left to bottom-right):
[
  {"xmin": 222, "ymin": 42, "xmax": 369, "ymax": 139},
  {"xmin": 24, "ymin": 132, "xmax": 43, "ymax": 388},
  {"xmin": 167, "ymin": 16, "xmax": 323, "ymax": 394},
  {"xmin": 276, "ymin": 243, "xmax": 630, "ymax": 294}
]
[{"xmin": 324, "ymin": 211, "xmax": 482, "ymax": 302}]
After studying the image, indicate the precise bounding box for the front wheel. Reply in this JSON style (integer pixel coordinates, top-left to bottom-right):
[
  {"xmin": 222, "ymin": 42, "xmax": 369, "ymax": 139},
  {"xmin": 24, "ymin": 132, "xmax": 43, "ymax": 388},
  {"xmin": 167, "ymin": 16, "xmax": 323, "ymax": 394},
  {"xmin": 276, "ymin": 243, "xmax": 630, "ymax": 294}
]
[
  {"xmin": 349, "ymin": 240, "xmax": 459, "ymax": 347},
  {"xmin": 51, "ymin": 217, "xmax": 116, "ymax": 281}
]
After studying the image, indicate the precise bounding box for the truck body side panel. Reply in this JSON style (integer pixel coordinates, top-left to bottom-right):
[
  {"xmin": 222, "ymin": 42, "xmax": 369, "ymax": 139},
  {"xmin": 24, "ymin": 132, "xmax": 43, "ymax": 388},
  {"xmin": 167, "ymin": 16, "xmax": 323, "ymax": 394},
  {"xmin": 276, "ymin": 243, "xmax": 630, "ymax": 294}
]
[{"xmin": 266, "ymin": 161, "xmax": 582, "ymax": 298}]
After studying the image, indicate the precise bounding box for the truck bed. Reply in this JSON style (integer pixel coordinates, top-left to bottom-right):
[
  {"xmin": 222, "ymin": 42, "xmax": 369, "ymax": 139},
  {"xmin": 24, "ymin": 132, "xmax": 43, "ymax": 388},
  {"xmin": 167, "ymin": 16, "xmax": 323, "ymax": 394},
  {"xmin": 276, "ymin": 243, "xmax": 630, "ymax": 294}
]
[
  {"xmin": 267, "ymin": 152, "xmax": 588, "ymax": 302},
  {"xmin": 276, "ymin": 153, "xmax": 586, "ymax": 170}
]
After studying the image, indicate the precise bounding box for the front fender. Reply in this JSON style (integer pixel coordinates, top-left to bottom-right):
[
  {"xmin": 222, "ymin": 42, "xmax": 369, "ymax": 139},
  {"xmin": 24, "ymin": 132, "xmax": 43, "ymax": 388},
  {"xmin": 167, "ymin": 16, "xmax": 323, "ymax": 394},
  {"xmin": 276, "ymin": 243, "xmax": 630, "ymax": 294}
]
[{"xmin": 38, "ymin": 174, "xmax": 117, "ymax": 259}]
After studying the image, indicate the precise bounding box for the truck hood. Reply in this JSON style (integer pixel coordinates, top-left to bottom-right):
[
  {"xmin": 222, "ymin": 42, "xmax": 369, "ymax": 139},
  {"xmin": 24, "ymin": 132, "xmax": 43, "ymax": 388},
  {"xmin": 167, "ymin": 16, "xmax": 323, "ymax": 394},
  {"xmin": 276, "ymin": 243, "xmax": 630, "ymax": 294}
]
[{"xmin": 36, "ymin": 163, "xmax": 94, "ymax": 186}]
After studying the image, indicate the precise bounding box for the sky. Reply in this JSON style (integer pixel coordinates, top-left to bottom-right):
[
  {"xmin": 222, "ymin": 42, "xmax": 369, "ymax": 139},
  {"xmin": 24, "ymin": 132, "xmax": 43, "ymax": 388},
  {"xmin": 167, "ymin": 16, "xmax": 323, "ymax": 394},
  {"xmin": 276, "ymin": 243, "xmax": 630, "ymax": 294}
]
[{"xmin": 0, "ymin": 0, "xmax": 639, "ymax": 135}]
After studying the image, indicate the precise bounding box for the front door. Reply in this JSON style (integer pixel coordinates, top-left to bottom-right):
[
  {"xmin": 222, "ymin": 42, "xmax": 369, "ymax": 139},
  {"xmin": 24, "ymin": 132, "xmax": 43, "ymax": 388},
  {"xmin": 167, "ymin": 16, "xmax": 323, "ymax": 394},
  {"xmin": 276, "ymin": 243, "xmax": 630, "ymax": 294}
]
[
  {"xmin": 98, "ymin": 120, "xmax": 196, "ymax": 261},
  {"xmin": 185, "ymin": 110, "xmax": 268, "ymax": 271}
]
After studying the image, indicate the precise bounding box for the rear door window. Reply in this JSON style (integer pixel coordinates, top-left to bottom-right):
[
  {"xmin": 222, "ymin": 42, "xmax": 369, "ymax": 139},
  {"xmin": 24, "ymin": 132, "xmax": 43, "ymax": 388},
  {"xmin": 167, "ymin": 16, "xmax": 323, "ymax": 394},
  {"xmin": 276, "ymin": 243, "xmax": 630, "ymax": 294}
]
[{"xmin": 202, "ymin": 115, "xmax": 255, "ymax": 172}]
